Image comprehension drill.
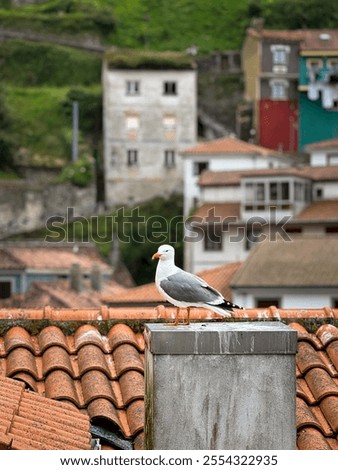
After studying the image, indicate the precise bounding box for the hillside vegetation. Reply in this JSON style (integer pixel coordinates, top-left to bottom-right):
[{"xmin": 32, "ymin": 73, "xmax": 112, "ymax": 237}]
[{"xmin": 1, "ymin": 0, "xmax": 337, "ymax": 170}]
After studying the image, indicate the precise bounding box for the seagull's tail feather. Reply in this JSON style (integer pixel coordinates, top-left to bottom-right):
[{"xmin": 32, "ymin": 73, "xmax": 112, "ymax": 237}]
[{"xmin": 207, "ymin": 300, "xmax": 244, "ymax": 317}]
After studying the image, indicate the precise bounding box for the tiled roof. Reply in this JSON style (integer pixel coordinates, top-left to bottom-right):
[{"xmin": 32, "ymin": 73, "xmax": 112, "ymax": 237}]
[
  {"xmin": 231, "ymin": 238, "xmax": 338, "ymax": 288},
  {"xmin": 247, "ymin": 28, "xmax": 338, "ymax": 51},
  {"xmin": 199, "ymin": 170, "xmax": 242, "ymax": 187},
  {"xmin": 181, "ymin": 137, "xmax": 281, "ymax": 156},
  {"xmin": 300, "ymin": 29, "xmax": 338, "ymax": 52},
  {"xmin": 296, "ymin": 200, "xmax": 338, "ymax": 222},
  {"xmin": 0, "ymin": 375, "xmax": 91, "ymax": 450},
  {"xmin": 305, "ymin": 138, "xmax": 338, "ymax": 151},
  {"xmin": 0, "ymin": 322, "xmax": 145, "ymax": 450},
  {"xmin": 0, "ymin": 308, "xmax": 338, "ymax": 449},
  {"xmin": 198, "ymin": 165, "xmax": 338, "ymax": 187},
  {"xmin": 0, "ymin": 244, "xmax": 111, "ymax": 273},
  {"xmin": 292, "ymin": 321, "xmax": 338, "ymax": 450},
  {"xmin": 0, "ymin": 279, "xmax": 126, "ymax": 309},
  {"xmin": 247, "ymin": 28, "xmax": 305, "ymax": 42},
  {"xmin": 103, "ymin": 262, "xmax": 242, "ymax": 305},
  {"xmin": 192, "ymin": 202, "xmax": 241, "ymax": 221}
]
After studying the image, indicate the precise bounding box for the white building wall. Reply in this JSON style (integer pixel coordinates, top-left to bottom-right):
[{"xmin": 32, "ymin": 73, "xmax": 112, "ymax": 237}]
[
  {"xmin": 201, "ymin": 185, "xmax": 241, "ymax": 202},
  {"xmin": 184, "ymin": 229, "xmax": 249, "ymax": 273},
  {"xmin": 232, "ymin": 287, "xmax": 337, "ymax": 309},
  {"xmin": 313, "ymin": 181, "xmax": 338, "ymax": 200},
  {"xmin": 183, "ymin": 153, "xmax": 291, "ymax": 215},
  {"xmin": 310, "ymin": 150, "xmax": 327, "ymax": 166}
]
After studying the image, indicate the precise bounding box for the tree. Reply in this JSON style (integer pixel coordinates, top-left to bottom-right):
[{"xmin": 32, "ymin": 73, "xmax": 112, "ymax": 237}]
[
  {"xmin": 249, "ymin": 0, "xmax": 338, "ymax": 29},
  {"xmin": 0, "ymin": 85, "xmax": 16, "ymax": 171}
]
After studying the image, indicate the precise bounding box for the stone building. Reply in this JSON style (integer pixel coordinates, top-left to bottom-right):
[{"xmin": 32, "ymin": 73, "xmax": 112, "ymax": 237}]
[{"xmin": 102, "ymin": 48, "xmax": 197, "ymax": 207}]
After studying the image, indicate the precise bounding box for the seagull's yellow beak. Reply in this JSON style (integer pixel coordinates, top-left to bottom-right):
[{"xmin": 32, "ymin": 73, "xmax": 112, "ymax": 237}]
[{"xmin": 152, "ymin": 252, "xmax": 161, "ymax": 260}]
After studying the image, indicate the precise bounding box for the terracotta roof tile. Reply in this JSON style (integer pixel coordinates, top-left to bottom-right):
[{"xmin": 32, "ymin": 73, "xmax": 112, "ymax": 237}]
[
  {"xmin": 38, "ymin": 325, "xmax": 71, "ymax": 353},
  {"xmin": 305, "ymin": 368, "xmax": 338, "ymax": 401},
  {"xmin": 231, "ymin": 238, "xmax": 338, "ymax": 287},
  {"xmin": 113, "ymin": 344, "xmax": 144, "ymax": 376},
  {"xmin": 296, "ymin": 397, "xmax": 332, "ymax": 435},
  {"xmin": 296, "ymin": 200, "xmax": 338, "ymax": 222},
  {"xmin": 317, "ymin": 324, "xmax": 338, "ymax": 347},
  {"xmin": 0, "ymin": 245, "xmax": 111, "ymax": 272},
  {"xmin": 248, "ymin": 28, "xmax": 338, "ymax": 52},
  {"xmin": 108, "ymin": 324, "xmax": 144, "ymax": 351},
  {"xmin": 297, "ymin": 427, "xmax": 333, "ymax": 450},
  {"xmin": 0, "ymin": 375, "xmax": 91, "ymax": 450},
  {"xmin": 297, "ymin": 342, "xmax": 329, "ymax": 375},
  {"xmin": 78, "ymin": 344, "xmax": 115, "ymax": 378},
  {"xmin": 305, "ymin": 138, "xmax": 338, "ymax": 151},
  {"xmin": 197, "ymin": 166, "xmax": 338, "ymax": 188},
  {"xmin": 182, "ymin": 136, "xmax": 281, "ymax": 156}
]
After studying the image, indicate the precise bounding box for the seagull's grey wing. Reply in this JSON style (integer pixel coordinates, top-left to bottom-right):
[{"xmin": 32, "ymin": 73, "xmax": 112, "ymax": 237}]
[{"xmin": 160, "ymin": 271, "xmax": 224, "ymax": 304}]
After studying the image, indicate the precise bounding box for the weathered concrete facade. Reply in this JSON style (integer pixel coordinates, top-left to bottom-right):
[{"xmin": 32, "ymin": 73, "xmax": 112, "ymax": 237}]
[
  {"xmin": 144, "ymin": 322, "xmax": 297, "ymax": 450},
  {"xmin": 0, "ymin": 180, "xmax": 96, "ymax": 239},
  {"xmin": 102, "ymin": 51, "xmax": 197, "ymax": 207}
]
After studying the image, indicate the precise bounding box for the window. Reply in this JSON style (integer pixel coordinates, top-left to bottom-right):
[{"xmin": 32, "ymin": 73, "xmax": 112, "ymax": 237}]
[
  {"xmin": 332, "ymin": 299, "xmax": 338, "ymax": 308},
  {"xmin": 245, "ymin": 225, "xmax": 262, "ymax": 251},
  {"xmin": 163, "ymin": 81, "xmax": 177, "ymax": 95},
  {"xmin": 328, "ymin": 153, "xmax": 338, "ymax": 165},
  {"xmin": 244, "ymin": 180, "xmax": 296, "ymax": 211},
  {"xmin": 0, "ymin": 281, "xmax": 11, "ymax": 299},
  {"xmin": 270, "ymin": 79, "xmax": 288, "ymax": 100},
  {"xmin": 204, "ymin": 227, "xmax": 222, "ymax": 251},
  {"xmin": 256, "ymin": 298, "xmax": 280, "ymax": 308},
  {"xmin": 163, "ymin": 114, "xmax": 176, "ymax": 130},
  {"xmin": 306, "ymin": 59, "xmax": 323, "ymax": 82},
  {"xmin": 163, "ymin": 114, "xmax": 176, "ymax": 141},
  {"xmin": 326, "ymin": 226, "xmax": 338, "ymax": 234},
  {"xmin": 245, "ymin": 182, "xmax": 265, "ymax": 202},
  {"xmin": 270, "ymin": 45, "xmax": 290, "ymax": 66},
  {"xmin": 126, "ymin": 80, "xmax": 140, "ymax": 95},
  {"xmin": 193, "ymin": 162, "xmax": 209, "ymax": 176},
  {"xmin": 125, "ymin": 114, "xmax": 139, "ymax": 131},
  {"xmin": 315, "ymin": 187, "xmax": 323, "ymax": 200},
  {"xmin": 127, "ymin": 149, "xmax": 138, "ymax": 166},
  {"xmin": 164, "ymin": 150, "xmax": 175, "ymax": 168}
]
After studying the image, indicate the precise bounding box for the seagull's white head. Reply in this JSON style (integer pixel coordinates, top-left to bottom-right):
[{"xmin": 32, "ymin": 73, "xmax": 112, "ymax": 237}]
[{"xmin": 152, "ymin": 244, "xmax": 175, "ymax": 262}]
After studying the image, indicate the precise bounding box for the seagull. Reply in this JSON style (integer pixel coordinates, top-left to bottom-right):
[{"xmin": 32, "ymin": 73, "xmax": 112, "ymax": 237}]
[{"xmin": 152, "ymin": 244, "xmax": 243, "ymax": 325}]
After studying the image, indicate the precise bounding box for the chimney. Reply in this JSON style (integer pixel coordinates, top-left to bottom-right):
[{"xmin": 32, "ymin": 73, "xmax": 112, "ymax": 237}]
[
  {"xmin": 250, "ymin": 17, "xmax": 265, "ymax": 31},
  {"xmin": 109, "ymin": 234, "xmax": 121, "ymax": 269},
  {"xmin": 90, "ymin": 264, "xmax": 103, "ymax": 292},
  {"xmin": 70, "ymin": 263, "xmax": 83, "ymax": 292},
  {"xmin": 144, "ymin": 322, "xmax": 297, "ymax": 450}
]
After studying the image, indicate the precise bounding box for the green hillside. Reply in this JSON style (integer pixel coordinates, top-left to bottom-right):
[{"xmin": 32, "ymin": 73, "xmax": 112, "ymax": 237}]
[{"xmin": 1, "ymin": 0, "xmax": 337, "ymax": 171}]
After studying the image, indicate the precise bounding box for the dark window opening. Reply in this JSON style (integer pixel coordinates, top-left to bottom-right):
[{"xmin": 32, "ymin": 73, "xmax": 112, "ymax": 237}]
[
  {"xmin": 193, "ymin": 161, "xmax": 209, "ymax": 176},
  {"xmin": 204, "ymin": 228, "xmax": 222, "ymax": 251},
  {"xmin": 164, "ymin": 150, "xmax": 175, "ymax": 168},
  {"xmin": 0, "ymin": 281, "xmax": 11, "ymax": 299},
  {"xmin": 326, "ymin": 226, "xmax": 338, "ymax": 233},
  {"xmin": 256, "ymin": 298, "xmax": 280, "ymax": 308},
  {"xmin": 164, "ymin": 81, "xmax": 177, "ymax": 95},
  {"xmin": 127, "ymin": 149, "xmax": 138, "ymax": 166}
]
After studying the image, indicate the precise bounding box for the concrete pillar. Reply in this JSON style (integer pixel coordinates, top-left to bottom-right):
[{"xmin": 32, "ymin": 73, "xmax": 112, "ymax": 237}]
[{"xmin": 144, "ymin": 322, "xmax": 297, "ymax": 450}]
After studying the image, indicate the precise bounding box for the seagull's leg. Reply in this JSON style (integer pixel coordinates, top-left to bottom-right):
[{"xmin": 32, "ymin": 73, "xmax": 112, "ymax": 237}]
[
  {"xmin": 166, "ymin": 307, "xmax": 180, "ymax": 326},
  {"xmin": 180, "ymin": 307, "xmax": 191, "ymax": 326},
  {"xmin": 175, "ymin": 307, "xmax": 179, "ymax": 325}
]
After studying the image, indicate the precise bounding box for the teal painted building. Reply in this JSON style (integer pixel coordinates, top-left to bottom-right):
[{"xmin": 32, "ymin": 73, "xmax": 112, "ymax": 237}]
[{"xmin": 298, "ymin": 31, "xmax": 338, "ymax": 150}]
